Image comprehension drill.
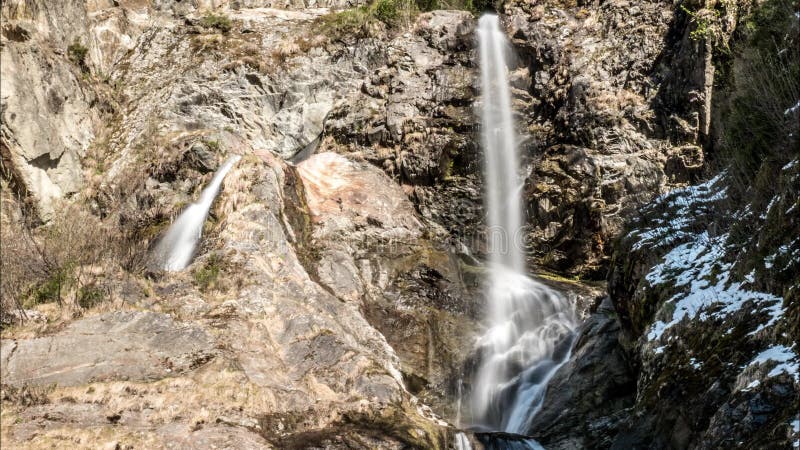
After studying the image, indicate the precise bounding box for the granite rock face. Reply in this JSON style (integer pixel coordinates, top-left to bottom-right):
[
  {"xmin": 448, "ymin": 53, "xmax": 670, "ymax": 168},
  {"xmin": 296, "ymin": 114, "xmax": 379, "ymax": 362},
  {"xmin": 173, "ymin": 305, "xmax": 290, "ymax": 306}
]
[
  {"xmin": 1, "ymin": 0, "xmax": 97, "ymax": 219},
  {"xmin": 1, "ymin": 311, "xmax": 217, "ymax": 387},
  {"xmin": 0, "ymin": 147, "xmax": 469, "ymax": 448},
  {"xmin": 2, "ymin": 0, "xmax": 796, "ymax": 448},
  {"xmin": 2, "ymin": 0, "xmax": 705, "ymax": 272},
  {"xmin": 501, "ymin": 0, "xmax": 721, "ymax": 277},
  {"xmin": 319, "ymin": 10, "xmax": 486, "ymax": 251},
  {"xmin": 1, "ymin": 5, "xmax": 482, "ymax": 448}
]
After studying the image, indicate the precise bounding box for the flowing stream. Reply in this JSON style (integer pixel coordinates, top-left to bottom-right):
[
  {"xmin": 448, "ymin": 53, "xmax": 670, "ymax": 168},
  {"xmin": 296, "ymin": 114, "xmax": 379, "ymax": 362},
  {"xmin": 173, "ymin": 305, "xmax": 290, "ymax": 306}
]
[
  {"xmin": 468, "ymin": 14, "xmax": 577, "ymax": 445},
  {"xmin": 153, "ymin": 155, "xmax": 241, "ymax": 271}
]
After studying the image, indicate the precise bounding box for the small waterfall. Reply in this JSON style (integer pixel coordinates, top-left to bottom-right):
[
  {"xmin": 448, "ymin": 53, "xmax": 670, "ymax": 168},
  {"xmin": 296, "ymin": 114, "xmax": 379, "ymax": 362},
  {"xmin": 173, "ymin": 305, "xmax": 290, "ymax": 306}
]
[
  {"xmin": 478, "ymin": 13, "xmax": 523, "ymax": 275},
  {"xmin": 456, "ymin": 378, "xmax": 465, "ymax": 428},
  {"xmin": 455, "ymin": 432, "xmax": 474, "ymax": 450},
  {"xmin": 454, "ymin": 379, "xmax": 474, "ymax": 450},
  {"xmin": 469, "ymin": 14, "xmax": 577, "ymax": 437},
  {"xmin": 153, "ymin": 155, "xmax": 241, "ymax": 271}
]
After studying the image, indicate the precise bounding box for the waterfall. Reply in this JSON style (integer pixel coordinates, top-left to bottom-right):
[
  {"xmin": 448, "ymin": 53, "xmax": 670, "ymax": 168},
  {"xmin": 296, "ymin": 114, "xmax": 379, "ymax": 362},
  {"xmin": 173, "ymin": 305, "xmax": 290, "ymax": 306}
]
[
  {"xmin": 153, "ymin": 155, "xmax": 241, "ymax": 271},
  {"xmin": 479, "ymin": 13, "xmax": 523, "ymax": 275},
  {"xmin": 470, "ymin": 14, "xmax": 577, "ymax": 437},
  {"xmin": 455, "ymin": 432, "xmax": 473, "ymax": 450},
  {"xmin": 454, "ymin": 379, "xmax": 475, "ymax": 450}
]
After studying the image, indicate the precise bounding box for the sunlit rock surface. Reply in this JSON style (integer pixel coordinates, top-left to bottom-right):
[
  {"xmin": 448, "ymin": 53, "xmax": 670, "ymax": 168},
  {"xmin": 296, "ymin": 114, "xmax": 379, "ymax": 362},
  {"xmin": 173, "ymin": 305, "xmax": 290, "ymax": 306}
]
[
  {"xmin": 0, "ymin": 4, "xmax": 483, "ymax": 447},
  {"xmin": 298, "ymin": 152, "xmax": 423, "ymax": 239},
  {"xmin": 1, "ymin": 0, "xmax": 796, "ymax": 448}
]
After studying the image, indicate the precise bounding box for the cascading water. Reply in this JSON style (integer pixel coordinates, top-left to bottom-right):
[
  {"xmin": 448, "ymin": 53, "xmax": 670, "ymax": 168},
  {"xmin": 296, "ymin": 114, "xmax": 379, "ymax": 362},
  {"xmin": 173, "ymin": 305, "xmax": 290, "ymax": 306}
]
[
  {"xmin": 152, "ymin": 155, "xmax": 241, "ymax": 271},
  {"xmin": 455, "ymin": 379, "xmax": 474, "ymax": 450},
  {"xmin": 468, "ymin": 14, "xmax": 577, "ymax": 442}
]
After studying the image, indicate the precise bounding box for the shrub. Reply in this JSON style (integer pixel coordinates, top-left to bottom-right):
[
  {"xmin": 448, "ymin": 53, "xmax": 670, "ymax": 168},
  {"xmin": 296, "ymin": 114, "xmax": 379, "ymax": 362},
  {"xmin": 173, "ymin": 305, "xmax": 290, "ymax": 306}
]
[
  {"xmin": 378, "ymin": 0, "xmax": 419, "ymax": 28},
  {"xmin": 67, "ymin": 39, "xmax": 89, "ymax": 71},
  {"xmin": 204, "ymin": 139, "xmax": 221, "ymax": 152},
  {"xmin": 316, "ymin": 6, "xmax": 376, "ymax": 39},
  {"xmin": 374, "ymin": 0, "xmax": 399, "ymax": 25},
  {"xmin": 77, "ymin": 284, "xmax": 107, "ymax": 310},
  {"xmin": 2, "ymin": 384, "xmax": 52, "ymax": 407},
  {"xmin": 29, "ymin": 270, "xmax": 70, "ymax": 306},
  {"xmin": 200, "ymin": 12, "xmax": 233, "ymax": 33},
  {"xmin": 0, "ymin": 200, "xmax": 135, "ymax": 322},
  {"xmin": 413, "ymin": 0, "xmax": 492, "ymax": 14},
  {"xmin": 680, "ymin": 6, "xmax": 721, "ymax": 42},
  {"xmin": 193, "ymin": 253, "xmax": 224, "ymax": 292},
  {"xmin": 414, "ymin": 0, "xmax": 437, "ymax": 11},
  {"xmin": 315, "ymin": 0, "xmax": 419, "ymax": 40}
]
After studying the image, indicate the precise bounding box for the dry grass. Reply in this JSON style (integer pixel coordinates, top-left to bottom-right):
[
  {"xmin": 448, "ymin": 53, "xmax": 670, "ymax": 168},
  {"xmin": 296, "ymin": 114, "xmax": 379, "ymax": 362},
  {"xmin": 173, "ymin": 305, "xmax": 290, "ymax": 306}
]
[
  {"xmin": 590, "ymin": 87, "xmax": 647, "ymax": 123},
  {"xmin": 50, "ymin": 369, "xmax": 278, "ymax": 422},
  {"xmin": 0, "ymin": 368, "xmax": 285, "ymax": 448},
  {"xmin": 268, "ymin": 36, "xmax": 327, "ymax": 69},
  {"xmin": 0, "ymin": 197, "xmax": 151, "ymax": 327}
]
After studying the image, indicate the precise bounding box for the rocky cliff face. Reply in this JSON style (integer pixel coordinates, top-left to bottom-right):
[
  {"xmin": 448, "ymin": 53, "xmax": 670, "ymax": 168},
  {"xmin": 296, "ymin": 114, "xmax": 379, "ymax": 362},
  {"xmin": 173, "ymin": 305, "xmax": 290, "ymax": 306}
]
[
  {"xmin": 1, "ymin": 151, "xmax": 458, "ymax": 447},
  {"xmin": 527, "ymin": 0, "xmax": 799, "ymax": 448},
  {"xmin": 605, "ymin": 169, "xmax": 799, "ymax": 449},
  {"xmin": 1, "ymin": 0, "xmax": 99, "ymax": 219},
  {"xmin": 1, "ymin": 0, "xmax": 712, "ymax": 268},
  {"xmin": 1, "ymin": 3, "xmax": 485, "ymax": 447},
  {"xmin": 1, "ymin": 0, "xmax": 797, "ymax": 448},
  {"xmin": 502, "ymin": 0, "xmax": 721, "ymax": 277}
]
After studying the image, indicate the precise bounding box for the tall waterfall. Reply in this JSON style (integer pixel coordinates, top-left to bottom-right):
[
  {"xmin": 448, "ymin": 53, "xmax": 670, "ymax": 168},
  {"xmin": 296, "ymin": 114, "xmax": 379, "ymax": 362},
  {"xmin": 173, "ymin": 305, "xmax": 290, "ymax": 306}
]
[
  {"xmin": 153, "ymin": 155, "xmax": 241, "ymax": 271},
  {"xmin": 470, "ymin": 14, "xmax": 577, "ymax": 437}
]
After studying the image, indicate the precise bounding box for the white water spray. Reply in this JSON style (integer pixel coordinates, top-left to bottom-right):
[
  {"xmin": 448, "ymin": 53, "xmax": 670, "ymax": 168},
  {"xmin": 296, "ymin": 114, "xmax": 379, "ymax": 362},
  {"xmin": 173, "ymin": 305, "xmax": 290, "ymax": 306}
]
[
  {"xmin": 153, "ymin": 155, "xmax": 241, "ymax": 271},
  {"xmin": 454, "ymin": 380, "xmax": 475, "ymax": 450},
  {"xmin": 470, "ymin": 14, "xmax": 577, "ymax": 436}
]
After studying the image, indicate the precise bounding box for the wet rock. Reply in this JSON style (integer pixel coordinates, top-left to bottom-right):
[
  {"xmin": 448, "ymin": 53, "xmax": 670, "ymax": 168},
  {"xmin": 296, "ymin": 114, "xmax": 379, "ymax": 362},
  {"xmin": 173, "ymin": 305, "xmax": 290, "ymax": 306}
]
[
  {"xmin": 416, "ymin": 10, "xmax": 475, "ymax": 52},
  {"xmin": 528, "ymin": 297, "xmax": 636, "ymax": 449}
]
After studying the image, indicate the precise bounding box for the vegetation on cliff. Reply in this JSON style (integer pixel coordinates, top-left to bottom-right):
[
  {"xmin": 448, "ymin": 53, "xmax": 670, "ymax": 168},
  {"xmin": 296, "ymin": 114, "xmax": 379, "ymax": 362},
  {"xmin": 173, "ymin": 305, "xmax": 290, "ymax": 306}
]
[
  {"xmin": 0, "ymin": 0, "xmax": 797, "ymax": 447},
  {"xmin": 602, "ymin": 0, "xmax": 799, "ymax": 446}
]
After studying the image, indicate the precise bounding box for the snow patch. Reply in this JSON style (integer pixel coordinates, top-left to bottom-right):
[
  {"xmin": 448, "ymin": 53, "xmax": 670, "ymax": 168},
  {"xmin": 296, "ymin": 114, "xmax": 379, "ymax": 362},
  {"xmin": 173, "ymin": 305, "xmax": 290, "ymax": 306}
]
[
  {"xmin": 765, "ymin": 195, "xmax": 781, "ymax": 218},
  {"xmin": 629, "ymin": 174, "xmax": 727, "ymax": 251},
  {"xmin": 645, "ymin": 232, "xmax": 784, "ymax": 341},
  {"xmin": 744, "ymin": 270, "xmax": 755, "ymax": 284},
  {"xmin": 749, "ymin": 345, "xmax": 799, "ymax": 382},
  {"xmin": 785, "ymin": 100, "xmax": 800, "ymax": 116}
]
